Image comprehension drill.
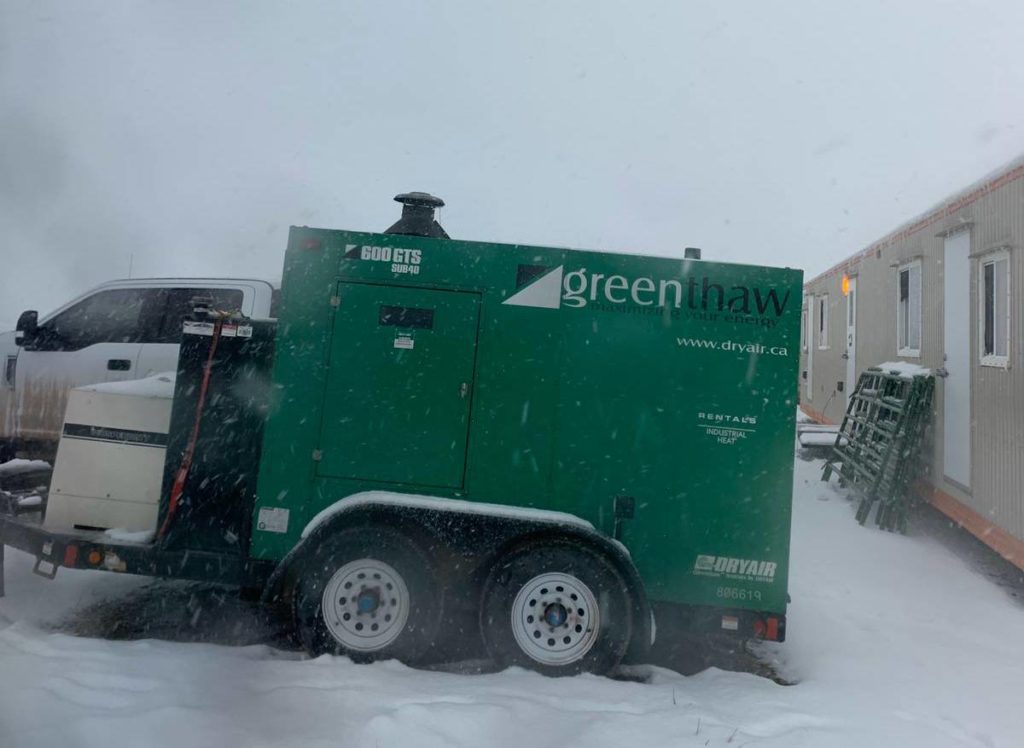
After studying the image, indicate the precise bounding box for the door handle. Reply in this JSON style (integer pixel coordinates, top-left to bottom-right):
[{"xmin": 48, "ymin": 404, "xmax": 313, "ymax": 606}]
[
  {"xmin": 107, "ymin": 359, "xmax": 132, "ymax": 371},
  {"xmin": 459, "ymin": 382, "xmax": 469, "ymax": 399}
]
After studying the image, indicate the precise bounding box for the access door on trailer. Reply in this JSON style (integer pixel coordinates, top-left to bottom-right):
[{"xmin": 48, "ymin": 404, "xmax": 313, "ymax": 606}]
[
  {"xmin": 317, "ymin": 283, "xmax": 481, "ymax": 488},
  {"xmin": 943, "ymin": 230, "xmax": 971, "ymax": 489},
  {"xmin": 845, "ymin": 277, "xmax": 857, "ymax": 407}
]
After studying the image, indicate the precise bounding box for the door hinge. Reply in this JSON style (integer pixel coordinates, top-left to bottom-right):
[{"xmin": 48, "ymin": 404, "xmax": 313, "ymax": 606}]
[
  {"xmin": 329, "ymin": 295, "xmax": 341, "ymax": 308},
  {"xmin": 312, "ymin": 449, "xmax": 323, "ymax": 462}
]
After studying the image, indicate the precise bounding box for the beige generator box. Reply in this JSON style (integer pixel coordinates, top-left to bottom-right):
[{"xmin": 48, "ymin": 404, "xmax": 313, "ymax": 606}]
[{"xmin": 44, "ymin": 373, "xmax": 175, "ymax": 534}]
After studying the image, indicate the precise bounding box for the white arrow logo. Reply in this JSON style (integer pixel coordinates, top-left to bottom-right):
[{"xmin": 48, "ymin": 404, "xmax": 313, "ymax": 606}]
[{"xmin": 502, "ymin": 266, "xmax": 564, "ymax": 309}]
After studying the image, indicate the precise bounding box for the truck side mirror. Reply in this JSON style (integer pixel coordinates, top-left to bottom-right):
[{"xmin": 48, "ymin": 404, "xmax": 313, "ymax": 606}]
[{"xmin": 15, "ymin": 310, "xmax": 38, "ymax": 347}]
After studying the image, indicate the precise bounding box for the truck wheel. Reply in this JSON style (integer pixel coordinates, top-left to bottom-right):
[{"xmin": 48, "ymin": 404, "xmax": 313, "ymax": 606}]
[
  {"xmin": 294, "ymin": 527, "xmax": 442, "ymax": 664},
  {"xmin": 480, "ymin": 540, "xmax": 633, "ymax": 676}
]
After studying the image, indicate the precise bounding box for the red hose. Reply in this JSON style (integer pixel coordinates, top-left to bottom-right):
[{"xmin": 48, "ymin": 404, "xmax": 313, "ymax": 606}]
[{"xmin": 158, "ymin": 317, "xmax": 224, "ymax": 540}]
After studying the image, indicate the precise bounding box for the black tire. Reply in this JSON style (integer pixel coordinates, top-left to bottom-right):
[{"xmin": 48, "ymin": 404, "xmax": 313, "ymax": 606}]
[
  {"xmin": 480, "ymin": 539, "xmax": 634, "ymax": 677},
  {"xmin": 293, "ymin": 526, "xmax": 443, "ymax": 664}
]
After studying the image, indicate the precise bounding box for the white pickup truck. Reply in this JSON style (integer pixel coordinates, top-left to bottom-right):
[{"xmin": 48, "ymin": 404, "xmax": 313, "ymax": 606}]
[{"xmin": 0, "ymin": 278, "xmax": 277, "ymax": 462}]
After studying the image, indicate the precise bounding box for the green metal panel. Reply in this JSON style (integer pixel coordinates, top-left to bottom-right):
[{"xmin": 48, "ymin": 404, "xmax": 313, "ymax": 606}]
[
  {"xmin": 253, "ymin": 229, "xmax": 802, "ymax": 615},
  {"xmin": 317, "ymin": 283, "xmax": 480, "ymax": 488}
]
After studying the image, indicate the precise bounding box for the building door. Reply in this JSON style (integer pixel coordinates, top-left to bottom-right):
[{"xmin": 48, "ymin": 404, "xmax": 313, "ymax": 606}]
[
  {"xmin": 943, "ymin": 230, "xmax": 971, "ymax": 489},
  {"xmin": 805, "ymin": 297, "xmax": 814, "ymax": 401},
  {"xmin": 317, "ymin": 282, "xmax": 481, "ymax": 489},
  {"xmin": 845, "ymin": 277, "xmax": 857, "ymax": 406}
]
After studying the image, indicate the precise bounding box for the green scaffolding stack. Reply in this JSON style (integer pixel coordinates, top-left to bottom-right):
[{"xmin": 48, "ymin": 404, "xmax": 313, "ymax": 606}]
[{"xmin": 822, "ymin": 366, "xmax": 935, "ymax": 533}]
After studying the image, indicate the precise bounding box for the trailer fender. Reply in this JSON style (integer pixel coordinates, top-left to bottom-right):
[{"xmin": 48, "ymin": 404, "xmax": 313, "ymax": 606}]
[
  {"xmin": 259, "ymin": 501, "xmax": 434, "ymax": 606},
  {"xmin": 260, "ymin": 491, "xmax": 596, "ymax": 604}
]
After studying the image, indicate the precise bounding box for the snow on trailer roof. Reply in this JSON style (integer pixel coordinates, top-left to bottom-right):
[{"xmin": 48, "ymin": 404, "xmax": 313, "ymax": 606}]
[
  {"xmin": 798, "ymin": 431, "xmax": 848, "ymax": 448},
  {"xmin": 78, "ymin": 372, "xmax": 177, "ymax": 399},
  {"xmin": 0, "ymin": 458, "xmax": 51, "ymax": 475},
  {"xmin": 873, "ymin": 361, "xmax": 932, "ymax": 379}
]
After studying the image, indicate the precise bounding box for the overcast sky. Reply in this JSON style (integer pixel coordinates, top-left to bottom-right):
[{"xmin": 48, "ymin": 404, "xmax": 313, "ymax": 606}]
[{"xmin": 2, "ymin": 1, "xmax": 1023, "ymax": 327}]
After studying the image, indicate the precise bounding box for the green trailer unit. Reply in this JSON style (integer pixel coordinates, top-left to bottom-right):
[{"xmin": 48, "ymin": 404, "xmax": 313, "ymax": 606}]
[{"xmin": 0, "ymin": 194, "xmax": 802, "ymax": 676}]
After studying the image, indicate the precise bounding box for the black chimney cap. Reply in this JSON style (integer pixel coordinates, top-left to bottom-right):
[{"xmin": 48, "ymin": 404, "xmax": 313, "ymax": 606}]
[
  {"xmin": 386, "ymin": 191, "xmax": 449, "ymax": 239},
  {"xmin": 394, "ymin": 192, "xmax": 445, "ymax": 209}
]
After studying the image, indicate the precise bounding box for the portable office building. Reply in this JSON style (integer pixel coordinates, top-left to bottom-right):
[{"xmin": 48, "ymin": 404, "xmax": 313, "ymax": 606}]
[{"xmin": 800, "ymin": 155, "xmax": 1024, "ymax": 569}]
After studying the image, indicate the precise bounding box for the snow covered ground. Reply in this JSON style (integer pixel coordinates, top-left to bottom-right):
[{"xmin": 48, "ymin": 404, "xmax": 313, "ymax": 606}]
[{"xmin": 1, "ymin": 453, "xmax": 1023, "ymax": 747}]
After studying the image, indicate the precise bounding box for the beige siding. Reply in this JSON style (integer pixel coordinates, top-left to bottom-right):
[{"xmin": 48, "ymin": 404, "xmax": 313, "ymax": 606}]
[{"xmin": 800, "ymin": 163, "xmax": 1024, "ymax": 545}]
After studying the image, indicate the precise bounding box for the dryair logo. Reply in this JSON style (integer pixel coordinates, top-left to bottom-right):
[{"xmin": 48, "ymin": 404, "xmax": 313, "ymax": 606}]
[
  {"xmin": 503, "ymin": 265, "xmax": 790, "ymax": 318},
  {"xmin": 693, "ymin": 554, "xmax": 777, "ymax": 582}
]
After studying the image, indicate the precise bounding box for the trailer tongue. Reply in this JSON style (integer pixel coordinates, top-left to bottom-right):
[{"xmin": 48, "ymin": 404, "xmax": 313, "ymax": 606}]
[{"xmin": 1, "ymin": 193, "xmax": 801, "ymax": 675}]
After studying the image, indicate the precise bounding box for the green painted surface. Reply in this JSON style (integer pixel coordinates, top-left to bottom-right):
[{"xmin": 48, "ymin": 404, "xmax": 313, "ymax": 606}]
[
  {"xmin": 317, "ymin": 283, "xmax": 480, "ymax": 488},
  {"xmin": 254, "ymin": 229, "xmax": 802, "ymax": 614}
]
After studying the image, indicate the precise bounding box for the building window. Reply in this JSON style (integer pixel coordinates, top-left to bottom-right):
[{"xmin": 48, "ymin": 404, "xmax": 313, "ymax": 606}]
[
  {"xmin": 979, "ymin": 250, "xmax": 1010, "ymax": 367},
  {"xmin": 817, "ymin": 294, "xmax": 829, "ymax": 349},
  {"xmin": 27, "ymin": 288, "xmax": 152, "ymax": 352},
  {"xmin": 897, "ymin": 260, "xmax": 922, "ymax": 357}
]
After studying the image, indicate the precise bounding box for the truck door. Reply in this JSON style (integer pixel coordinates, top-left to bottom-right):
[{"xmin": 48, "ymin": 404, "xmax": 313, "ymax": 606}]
[
  {"xmin": 13, "ymin": 287, "xmax": 157, "ymax": 447},
  {"xmin": 317, "ymin": 283, "xmax": 481, "ymax": 489}
]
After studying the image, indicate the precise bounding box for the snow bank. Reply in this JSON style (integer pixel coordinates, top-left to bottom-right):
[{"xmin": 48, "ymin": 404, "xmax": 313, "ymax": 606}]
[
  {"xmin": 875, "ymin": 361, "xmax": 932, "ymax": 378},
  {"xmin": 1, "ymin": 454, "xmax": 1023, "ymax": 747},
  {"xmin": 79, "ymin": 372, "xmax": 177, "ymax": 399}
]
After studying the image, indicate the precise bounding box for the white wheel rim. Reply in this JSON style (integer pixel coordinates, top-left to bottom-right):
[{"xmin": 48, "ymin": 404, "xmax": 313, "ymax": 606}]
[
  {"xmin": 510, "ymin": 572, "xmax": 601, "ymax": 666},
  {"xmin": 321, "ymin": 558, "xmax": 410, "ymax": 652}
]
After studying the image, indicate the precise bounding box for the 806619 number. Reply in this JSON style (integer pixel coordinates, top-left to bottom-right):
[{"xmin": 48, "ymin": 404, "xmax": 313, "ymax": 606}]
[{"xmin": 716, "ymin": 586, "xmax": 762, "ymax": 601}]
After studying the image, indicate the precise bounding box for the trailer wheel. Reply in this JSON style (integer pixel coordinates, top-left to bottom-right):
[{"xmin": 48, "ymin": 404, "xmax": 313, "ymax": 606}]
[
  {"xmin": 480, "ymin": 540, "xmax": 633, "ymax": 676},
  {"xmin": 294, "ymin": 527, "xmax": 441, "ymax": 664}
]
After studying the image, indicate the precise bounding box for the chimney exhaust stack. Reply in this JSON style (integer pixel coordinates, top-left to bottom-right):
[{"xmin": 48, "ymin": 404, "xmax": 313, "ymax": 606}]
[{"xmin": 385, "ymin": 192, "xmax": 449, "ymax": 239}]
